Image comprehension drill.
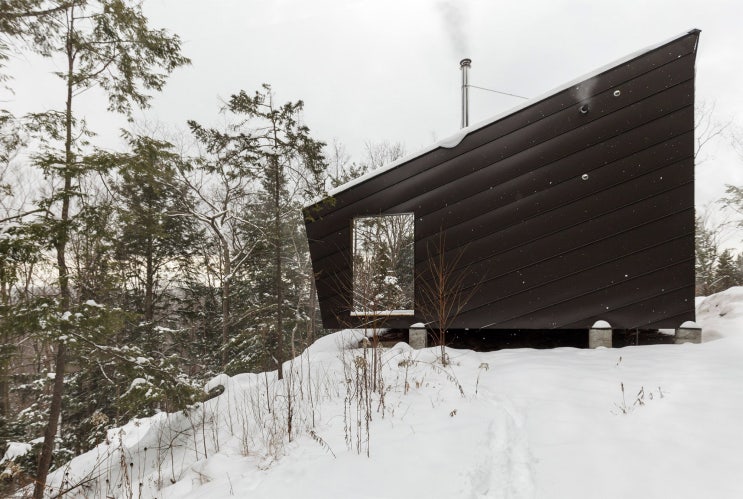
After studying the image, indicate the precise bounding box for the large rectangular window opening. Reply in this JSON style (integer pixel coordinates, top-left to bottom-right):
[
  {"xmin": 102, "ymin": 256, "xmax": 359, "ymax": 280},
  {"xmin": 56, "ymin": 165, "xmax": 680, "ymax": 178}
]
[{"xmin": 351, "ymin": 213, "xmax": 415, "ymax": 316}]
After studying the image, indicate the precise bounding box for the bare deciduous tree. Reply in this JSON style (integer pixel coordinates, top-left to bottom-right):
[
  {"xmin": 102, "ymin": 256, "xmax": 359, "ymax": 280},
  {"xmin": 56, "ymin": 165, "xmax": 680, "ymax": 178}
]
[
  {"xmin": 418, "ymin": 231, "xmax": 478, "ymax": 366},
  {"xmin": 695, "ymin": 101, "xmax": 733, "ymax": 165},
  {"xmin": 362, "ymin": 140, "xmax": 405, "ymax": 170}
]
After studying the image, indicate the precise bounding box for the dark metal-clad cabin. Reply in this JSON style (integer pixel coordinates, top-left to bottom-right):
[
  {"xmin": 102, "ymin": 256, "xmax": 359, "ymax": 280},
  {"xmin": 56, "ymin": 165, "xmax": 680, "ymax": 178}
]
[{"xmin": 304, "ymin": 30, "xmax": 699, "ymax": 333}]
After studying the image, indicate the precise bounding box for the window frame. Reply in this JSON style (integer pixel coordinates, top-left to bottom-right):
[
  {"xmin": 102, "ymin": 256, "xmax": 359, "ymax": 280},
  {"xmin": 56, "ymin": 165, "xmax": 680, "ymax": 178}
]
[{"xmin": 350, "ymin": 212, "xmax": 415, "ymax": 317}]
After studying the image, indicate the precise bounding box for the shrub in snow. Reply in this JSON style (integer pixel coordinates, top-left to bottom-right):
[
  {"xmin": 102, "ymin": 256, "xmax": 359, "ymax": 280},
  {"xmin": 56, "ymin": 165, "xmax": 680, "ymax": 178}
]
[{"xmin": 0, "ymin": 440, "xmax": 41, "ymax": 493}]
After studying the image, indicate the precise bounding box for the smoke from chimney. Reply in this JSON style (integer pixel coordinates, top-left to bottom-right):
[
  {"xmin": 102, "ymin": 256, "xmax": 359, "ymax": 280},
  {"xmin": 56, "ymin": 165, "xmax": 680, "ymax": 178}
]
[
  {"xmin": 437, "ymin": 1, "xmax": 471, "ymax": 128},
  {"xmin": 436, "ymin": 1, "xmax": 470, "ymax": 56}
]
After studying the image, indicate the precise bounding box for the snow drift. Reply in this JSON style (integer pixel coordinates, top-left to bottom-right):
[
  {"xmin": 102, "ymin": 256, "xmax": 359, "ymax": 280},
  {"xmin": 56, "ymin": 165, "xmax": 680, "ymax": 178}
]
[{"xmin": 15, "ymin": 288, "xmax": 743, "ymax": 498}]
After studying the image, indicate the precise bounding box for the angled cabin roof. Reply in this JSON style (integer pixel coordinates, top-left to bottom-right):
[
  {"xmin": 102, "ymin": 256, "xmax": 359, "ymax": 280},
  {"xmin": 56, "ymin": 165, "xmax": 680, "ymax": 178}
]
[{"xmin": 304, "ymin": 30, "xmax": 700, "ymax": 331}]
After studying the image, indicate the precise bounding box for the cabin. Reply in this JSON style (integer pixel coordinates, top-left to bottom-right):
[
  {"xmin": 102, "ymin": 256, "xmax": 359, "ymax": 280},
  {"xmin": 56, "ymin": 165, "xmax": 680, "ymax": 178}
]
[{"xmin": 303, "ymin": 30, "xmax": 700, "ymax": 347}]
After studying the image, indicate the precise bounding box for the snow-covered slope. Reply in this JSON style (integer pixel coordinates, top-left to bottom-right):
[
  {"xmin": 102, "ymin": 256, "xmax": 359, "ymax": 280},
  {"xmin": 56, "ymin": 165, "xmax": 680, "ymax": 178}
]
[{"xmin": 28, "ymin": 288, "xmax": 743, "ymax": 498}]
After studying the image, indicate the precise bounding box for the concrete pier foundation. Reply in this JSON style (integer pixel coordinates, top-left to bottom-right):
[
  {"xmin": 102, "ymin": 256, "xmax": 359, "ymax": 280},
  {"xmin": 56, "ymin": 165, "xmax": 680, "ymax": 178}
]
[
  {"xmin": 589, "ymin": 320, "xmax": 612, "ymax": 348},
  {"xmin": 408, "ymin": 324, "xmax": 427, "ymax": 349},
  {"xmin": 675, "ymin": 321, "xmax": 701, "ymax": 344}
]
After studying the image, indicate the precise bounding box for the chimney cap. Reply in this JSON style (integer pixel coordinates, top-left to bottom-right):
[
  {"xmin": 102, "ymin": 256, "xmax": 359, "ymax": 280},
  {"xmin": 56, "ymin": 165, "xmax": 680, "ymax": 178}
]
[{"xmin": 459, "ymin": 58, "xmax": 472, "ymax": 68}]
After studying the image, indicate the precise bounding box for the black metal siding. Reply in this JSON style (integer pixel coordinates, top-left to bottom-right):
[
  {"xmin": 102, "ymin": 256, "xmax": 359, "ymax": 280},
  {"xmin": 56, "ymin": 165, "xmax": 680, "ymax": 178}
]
[{"xmin": 304, "ymin": 30, "xmax": 699, "ymax": 330}]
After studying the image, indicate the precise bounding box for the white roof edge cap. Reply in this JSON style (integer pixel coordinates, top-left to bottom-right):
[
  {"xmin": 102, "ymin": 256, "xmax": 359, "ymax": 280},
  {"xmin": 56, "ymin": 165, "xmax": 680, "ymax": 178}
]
[
  {"xmin": 592, "ymin": 320, "xmax": 612, "ymax": 329},
  {"xmin": 679, "ymin": 320, "xmax": 700, "ymax": 329},
  {"xmin": 306, "ymin": 29, "xmax": 699, "ymax": 209}
]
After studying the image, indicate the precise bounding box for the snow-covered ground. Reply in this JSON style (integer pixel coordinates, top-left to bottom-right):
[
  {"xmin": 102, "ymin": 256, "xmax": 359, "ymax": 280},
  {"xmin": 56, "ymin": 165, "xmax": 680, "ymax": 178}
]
[{"xmin": 18, "ymin": 288, "xmax": 743, "ymax": 498}]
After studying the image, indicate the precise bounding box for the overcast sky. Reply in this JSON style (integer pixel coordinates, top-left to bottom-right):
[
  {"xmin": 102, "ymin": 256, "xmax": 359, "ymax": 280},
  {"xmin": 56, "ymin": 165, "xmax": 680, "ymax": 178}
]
[{"xmin": 3, "ymin": 0, "xmax": 743, "ymax": 241}]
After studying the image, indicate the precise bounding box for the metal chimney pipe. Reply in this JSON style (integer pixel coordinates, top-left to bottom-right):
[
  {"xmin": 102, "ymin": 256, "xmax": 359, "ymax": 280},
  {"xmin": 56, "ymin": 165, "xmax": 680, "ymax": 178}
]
[{"xmin": 460, "ymin": 58, "xmax": 471, "ymax": 129}]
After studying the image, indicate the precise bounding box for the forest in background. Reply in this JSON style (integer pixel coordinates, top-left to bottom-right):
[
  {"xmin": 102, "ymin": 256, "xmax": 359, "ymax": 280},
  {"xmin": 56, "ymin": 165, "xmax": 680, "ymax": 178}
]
[
  {"xmin": 0, "ymin": 1, "xmax": 742, "ymax": 497},
  {"xmin": 0, "ymin": 2, "xmax": 411, "ymax": 495}
]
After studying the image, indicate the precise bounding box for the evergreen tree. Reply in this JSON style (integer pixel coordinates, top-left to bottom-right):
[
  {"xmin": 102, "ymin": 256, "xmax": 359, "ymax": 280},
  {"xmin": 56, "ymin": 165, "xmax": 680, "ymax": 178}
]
[
  {"xmin": 68, "ymin": 191, "xmax": 119, "ymax": 304},
  {"xmin": 224, "ymin": 86, "xmax": 326, "ymax": 379},
  {"xmin": 111, "ymin": 134, "xmax": 200, "ymax": 328},
  {"xmin": 0, "ymin": 222, "xmax": 43, "ymax": 443},
  {"xmin": 713, "ymin": 249, "xmax": 739, "ymax": 293},
  {"xmin": 0, "ymin": 1, "xmax": 71, "ymax": 78},
  {"xmin": 695, "ymin": 214, "xmax": 720, "ymax": 296},
  {"xmin": 175, "ymin": 117, "xmax": 260, "ymax": 370},
  {"xmin": 721, "ymin": 185, "xmax": 743, "ymax": 289},
  {"xmin": 185, "ymin": 85, "xmax": 326, "ymax": 377},
  {"xmin": 722, "ymin": 184, "xmax": 743, "ymax": 224},
  {"xmin": 2, "ymin": 2, "xmax": 190, "ymax": 494}
]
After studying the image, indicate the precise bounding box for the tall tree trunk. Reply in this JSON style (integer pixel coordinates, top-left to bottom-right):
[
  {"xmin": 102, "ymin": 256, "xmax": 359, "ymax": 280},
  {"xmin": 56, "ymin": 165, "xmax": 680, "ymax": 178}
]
[
  {"xmin": 0, "ymin": 377, "xmax": 7, "ymax": 420},
  {"xmin": 144, "ymin": 235, "xmax": 154, "ymax": 323},
  {"xmin": 221, "ymin": 238, "xmax": 230, "ymax": 369},
  {"xmin": 0, "ymin": 328, "xmax": 8, "ymax": 419},
  {"xmin": 274, "ymin": 156, "xmax": 283, "ymax": 380},
  {"xmin": 33, "ymin": 342, "xmax": 66, "ymax": 499},
  {"xmin": 1, "ymin": 284, "xmax": 9, "ymax": 419},
  {"xmin": 307, "ymin": 277, "xmax": 318, "ymax": 347},
  {"xmin": 34, "ymin": 12, "xmax": 75, "ymax": 497}
]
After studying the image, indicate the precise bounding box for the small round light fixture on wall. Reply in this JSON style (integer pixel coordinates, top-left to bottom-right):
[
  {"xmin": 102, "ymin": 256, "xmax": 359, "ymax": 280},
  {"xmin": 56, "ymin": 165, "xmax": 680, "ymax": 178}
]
[
  {"xmin": 613, "ymin": 89, "xmax": 621, "ymax": 97},
  {"xmin": 581, "ymin": 173, "xmax": 589, "ymax": 181},
  {"xmin": 579, "ymin": 104, "xmax": 590, "ymax": 115}
]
